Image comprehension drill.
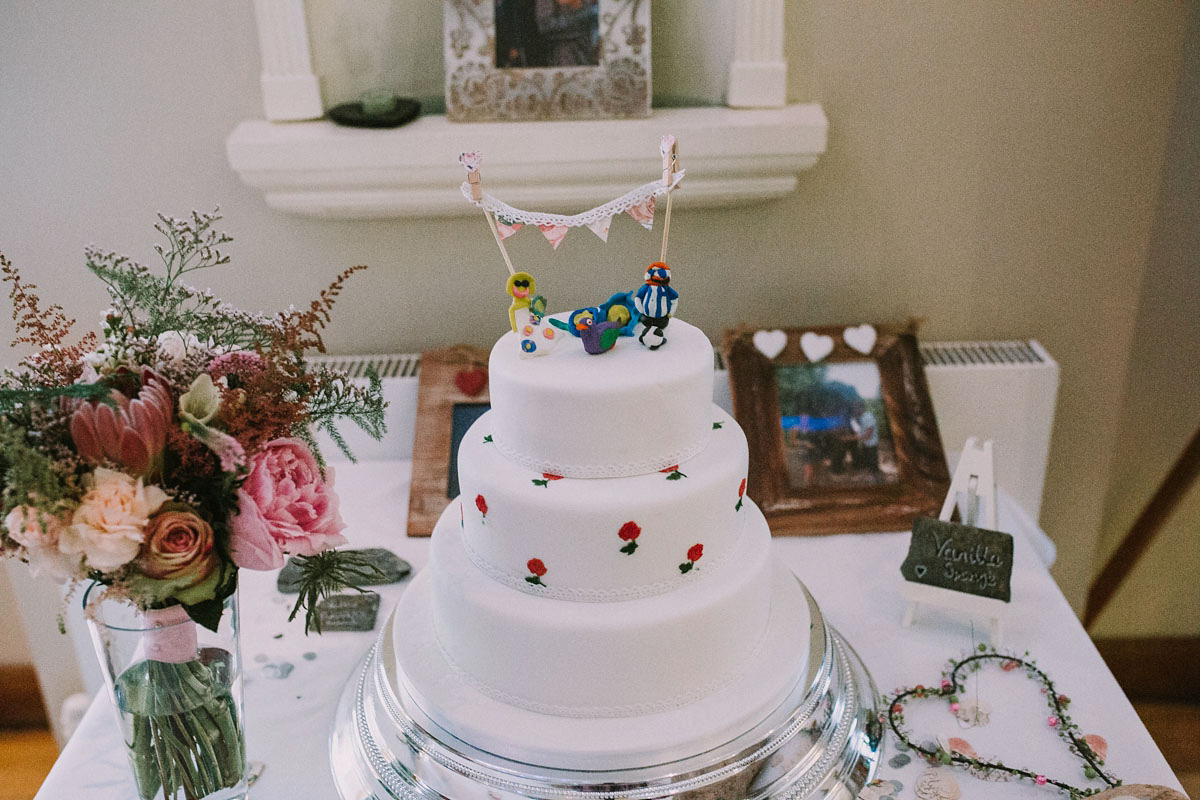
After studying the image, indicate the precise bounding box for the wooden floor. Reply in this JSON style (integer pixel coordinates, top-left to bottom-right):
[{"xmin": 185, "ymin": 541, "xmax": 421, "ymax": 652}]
[{"xmin": 1, "ymin": 705, "xmax": 1197, "ymax": 799}]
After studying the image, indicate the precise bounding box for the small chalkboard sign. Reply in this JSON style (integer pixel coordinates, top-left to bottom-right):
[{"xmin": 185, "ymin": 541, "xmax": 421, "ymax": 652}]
[{"xmin": 900, "ymin": 516, "xmax": 1014, "ymax": 603}]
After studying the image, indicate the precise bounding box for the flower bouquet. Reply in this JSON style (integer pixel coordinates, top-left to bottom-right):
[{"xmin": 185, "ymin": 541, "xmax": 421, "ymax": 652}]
[{"xmin": 0, "ymin": 211, "xmax": 385, "ymax": 800}]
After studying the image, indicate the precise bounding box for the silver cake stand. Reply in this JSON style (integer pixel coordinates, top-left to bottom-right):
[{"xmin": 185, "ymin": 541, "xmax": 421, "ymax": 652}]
[{"xmin": 330, "ymin": 580, "xmax": 882, "ymax": 800}]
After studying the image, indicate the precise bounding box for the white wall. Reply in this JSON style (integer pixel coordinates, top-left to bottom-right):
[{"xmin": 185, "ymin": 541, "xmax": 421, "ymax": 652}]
[{"xmin": 0, "ymin": 3, "xmax": 1192, "ymax": 676}]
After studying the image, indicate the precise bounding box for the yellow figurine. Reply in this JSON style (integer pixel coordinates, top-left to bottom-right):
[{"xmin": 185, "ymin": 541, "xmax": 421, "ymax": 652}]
[{"xmin": 506, "ymin": 271, "xmax": 536, "ymax": 332}]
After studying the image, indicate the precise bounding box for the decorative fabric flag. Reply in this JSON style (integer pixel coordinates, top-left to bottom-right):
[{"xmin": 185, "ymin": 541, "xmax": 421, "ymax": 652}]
[
  {"xmin": 627, "ymin": 195, "xmax": 656, "ymax": 230},
  {"xmin": 495, "ymin": 220, "xmax": 524, "ymax": 240},
  {"xmin": 586, "ymin": 216, "xmax": 613, "ymax": 242},
  {"xmin": 538, "ymin": 224, "xmax": 569, "ymax": 250}
]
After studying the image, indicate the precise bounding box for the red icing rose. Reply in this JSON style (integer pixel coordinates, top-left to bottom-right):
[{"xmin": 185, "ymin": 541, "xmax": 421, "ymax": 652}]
[
  {"xmin": 475, "ymin": 494, "xmax": 488, "ymax": 516},
  {"xmin": 618, "ymin": 521, "xmax": 641, "ymax": 554},
  {"xmin": 738, "ymin": 478, "xmax": 746, "ymax": 497},
  {"xmin": 525, "ymin": 557, "xmax": 547, "ymax": 586},
  {"xmin": 688, "ymin": 543, "xmax": 704, "ymax": 562}
]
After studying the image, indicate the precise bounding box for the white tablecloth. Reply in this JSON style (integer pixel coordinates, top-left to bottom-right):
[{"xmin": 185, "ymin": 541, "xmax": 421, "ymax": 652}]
[{"xmin": 35, "ymin": 460, "xmax": 1183, "ymax": 799}]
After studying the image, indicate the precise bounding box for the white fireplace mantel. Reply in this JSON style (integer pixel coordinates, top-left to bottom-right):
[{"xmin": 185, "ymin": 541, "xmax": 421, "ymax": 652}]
[
  {"xmin": 229, "ymin": 0, "xmax": 827, "ymax": 220},
  {"xmin": 226, "ymin": 104, "xmax": 828, "ymax": 219}
]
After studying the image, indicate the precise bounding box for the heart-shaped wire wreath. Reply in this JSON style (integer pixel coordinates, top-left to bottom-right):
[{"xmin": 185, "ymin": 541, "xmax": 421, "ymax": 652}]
[{"xmin": 884, "ymin": 646, "xmax": 1121, "ymax": 797}]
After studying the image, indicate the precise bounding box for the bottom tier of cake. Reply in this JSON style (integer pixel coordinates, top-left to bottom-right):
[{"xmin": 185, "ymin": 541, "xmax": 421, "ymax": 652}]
[{"xmin": 330, "ymin": 574, "xmax": 883, "ymax": 800}]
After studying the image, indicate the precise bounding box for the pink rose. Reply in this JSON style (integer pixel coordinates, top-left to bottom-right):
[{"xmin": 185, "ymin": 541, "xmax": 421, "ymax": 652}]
[
  {"xmin": 132, "ymin": 508, "xmax": 219, "ymax": 604},
  {"xmin": 229, "ymin": 438, "xmax": 345, "ymax": 570}
]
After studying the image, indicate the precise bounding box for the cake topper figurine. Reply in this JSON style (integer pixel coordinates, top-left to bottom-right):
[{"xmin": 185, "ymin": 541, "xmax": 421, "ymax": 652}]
[
  {"xmin": 506, "ymin": 271, "xmax": 535, "ymax": 332},
  {"xmin": 506, "ymin": 273, "xmax": 557, "ymax": 358},
  {"xmin": 634, "ymin": 262, "xmax": 678, "ymax": 350},
  {"xmin": 459, "ymin": 139, "xmax": 685, "ymax": 355}
]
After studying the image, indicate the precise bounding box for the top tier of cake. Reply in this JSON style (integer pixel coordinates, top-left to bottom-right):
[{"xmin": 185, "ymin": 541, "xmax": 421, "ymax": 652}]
[{"xmin": 487, "ymin": 318, "xmax": 715, "ymax": 478}]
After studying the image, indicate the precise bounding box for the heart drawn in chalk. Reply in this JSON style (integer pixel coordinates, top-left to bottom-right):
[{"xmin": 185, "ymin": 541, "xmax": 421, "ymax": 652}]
[
  {"xmin": 913, "ymin": 564, "xmax": 927, "ymax": 579},
  {"xmin": 455, "ymin": 367, "xmax": 488, "ymax": 397},
  {"xmin": 885, "ymin": 650, "xmax": 1120, "ymax": 796}
]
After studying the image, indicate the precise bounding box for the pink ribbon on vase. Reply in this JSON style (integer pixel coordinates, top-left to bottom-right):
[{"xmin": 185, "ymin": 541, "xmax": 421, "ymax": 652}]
[{"xmin": 142, "ymin": 605, "xmax": 199, "ymax": 663}]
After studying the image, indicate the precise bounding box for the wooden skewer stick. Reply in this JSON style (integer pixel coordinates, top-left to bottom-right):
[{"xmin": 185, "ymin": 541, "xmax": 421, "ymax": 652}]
[
  {"xmin": 467, "ymin": 165, "xmax": 516, "ymax": 276},
  {"xmin": 660, "ymin": 138, "xmax": 679, "ymax": 263}
]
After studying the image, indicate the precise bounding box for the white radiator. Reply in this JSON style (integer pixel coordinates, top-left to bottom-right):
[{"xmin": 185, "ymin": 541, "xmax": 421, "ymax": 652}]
[
  {"xmin": 313, "ymin": 340, "xmax": 1060, "ymax": 521},
  {"xmin": 919, "ymin": 341, "xmax": 1059, "ymax": 520}
]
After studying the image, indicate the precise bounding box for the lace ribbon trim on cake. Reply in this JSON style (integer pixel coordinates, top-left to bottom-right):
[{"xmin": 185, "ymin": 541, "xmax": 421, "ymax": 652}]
[
  {"xmin": 491, "ymin": 433, "xmax": 710, "ymax": 480},
  {"xmin": 462, "ymin": 518, "xmax": 744, "ymax": 603},
  {"xmin": 459, "ymin": 170, "xmax": 685, "ymax": 228},
  {"xmin": 432, "ymin": 609, "xmax": 772, "ymax": 719}
]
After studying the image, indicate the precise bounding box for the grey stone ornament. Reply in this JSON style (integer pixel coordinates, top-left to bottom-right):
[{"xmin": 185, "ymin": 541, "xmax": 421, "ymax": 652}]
[{"xmin": 277, "ymin": 548, "xmax": 411, "ymax": 593}]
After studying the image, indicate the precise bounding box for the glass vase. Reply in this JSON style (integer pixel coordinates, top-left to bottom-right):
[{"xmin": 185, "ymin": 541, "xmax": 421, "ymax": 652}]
[{"xmin": 87, "ymin": 591, "xmax": 247, "ymax": 800}]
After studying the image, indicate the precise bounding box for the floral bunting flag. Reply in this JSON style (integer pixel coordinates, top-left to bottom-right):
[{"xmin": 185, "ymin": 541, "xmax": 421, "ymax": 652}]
[
  {"xmin": 586, "ymin": 216, "xmax": 613, "ymax": 242},
  {"xmin": 495, "ymin": 219, "xmax": 524, "ymax": 240},
  {"xmin": 538, "ymin": 224, "xmax": 569, "ymax": 250},
  {"xmin": 627, "ymin": 195, "xmax": 656, "ymax": 230}
]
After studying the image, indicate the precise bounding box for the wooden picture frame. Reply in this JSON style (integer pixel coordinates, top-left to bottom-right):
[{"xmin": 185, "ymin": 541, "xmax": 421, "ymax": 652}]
[
  {"xmin": 443, "ymin": 0, "xmax": 651, "ymax": 122},
  {"xmin": 722, "ymin": 324, "xmax": 950, "ymax": 535},
  {"xmin": 406, "ymin": 345, "xmax": 491, "ymax": 537}
]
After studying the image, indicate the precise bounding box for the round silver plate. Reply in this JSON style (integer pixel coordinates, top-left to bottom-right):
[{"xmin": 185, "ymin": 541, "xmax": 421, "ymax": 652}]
[{"xmin": 330, "ymin": 581, "xmax": 882, "ymax": 800}]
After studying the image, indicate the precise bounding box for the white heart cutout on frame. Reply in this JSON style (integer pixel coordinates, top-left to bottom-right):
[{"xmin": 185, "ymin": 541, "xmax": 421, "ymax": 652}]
[
  {"xmin": 752, "ymin": 329, "xmax": 787, "ymax": 360},
  {"xmin": 844, "ymin": 324, "xmax": 877, "ymax": 355},
  {"xmin": 800, "ymin": 331, "xmax": 834, "ymax": 363}
]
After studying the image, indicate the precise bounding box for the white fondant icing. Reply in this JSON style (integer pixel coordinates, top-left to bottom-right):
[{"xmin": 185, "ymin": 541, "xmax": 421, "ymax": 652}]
[
  {"xmin": 429, "ymin": 500, "xmax": 775, "ymax": 716},
  {"xmin": 458, "ymin": 406, "xmax": 748, "ymax": 598},
  {"xmin": 392, "ymin": 559, "xmax": 813, "ymax": 770},
  {"xmin": 487, "ymin": 318, "xmax": 714, "ymax": 478}
]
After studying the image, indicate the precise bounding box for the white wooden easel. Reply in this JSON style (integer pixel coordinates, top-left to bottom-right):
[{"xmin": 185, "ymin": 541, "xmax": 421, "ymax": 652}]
[{"xmin": 901, "ymin": 438, "xmax": 1008, "ymax": 645}]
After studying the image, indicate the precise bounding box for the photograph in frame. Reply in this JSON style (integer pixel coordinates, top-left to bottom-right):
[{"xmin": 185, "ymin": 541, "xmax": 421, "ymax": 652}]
[
  {"xmin": 445, "ymin": 0, "xmax": 651, "ymax": 121},
  {"xmin": 723, "ymin": 323, "xmax": 950, "ymax": 535}
]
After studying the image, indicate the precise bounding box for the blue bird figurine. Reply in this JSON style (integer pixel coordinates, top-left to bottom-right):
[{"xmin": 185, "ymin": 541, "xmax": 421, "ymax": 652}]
[{"xmin": 576, "ymin": 315, "xmax": 621, "ymax": 355}]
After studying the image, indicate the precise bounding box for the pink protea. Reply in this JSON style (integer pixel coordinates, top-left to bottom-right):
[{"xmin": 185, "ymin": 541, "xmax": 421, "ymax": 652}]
[{"xmin": 70, "ymin": 369, "xmax": 172, "ymax": 477}]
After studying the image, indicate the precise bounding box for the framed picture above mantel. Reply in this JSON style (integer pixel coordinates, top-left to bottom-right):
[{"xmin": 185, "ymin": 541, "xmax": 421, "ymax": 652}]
[
  {"xmin": 443, "ymin": 0, "xmax": 651, "ymax": 122},
  {"xmin": 722, "ymin": 323, "xmax": 950, "ymax": 536}
]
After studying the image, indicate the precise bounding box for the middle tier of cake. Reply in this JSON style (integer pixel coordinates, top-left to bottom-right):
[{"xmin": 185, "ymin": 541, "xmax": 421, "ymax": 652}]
[
  {"xmin": 456, "ymin": 406, "xmax": 749, "ymax": 600},
  {"xmin": 429, "ymin": 495, "xmax": 776, "ymax": 718}
]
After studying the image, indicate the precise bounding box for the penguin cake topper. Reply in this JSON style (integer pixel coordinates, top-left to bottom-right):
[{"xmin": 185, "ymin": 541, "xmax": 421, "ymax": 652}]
[{"xmin": 633, "ymin": 262, "xmax": 679, "ymax": 350}]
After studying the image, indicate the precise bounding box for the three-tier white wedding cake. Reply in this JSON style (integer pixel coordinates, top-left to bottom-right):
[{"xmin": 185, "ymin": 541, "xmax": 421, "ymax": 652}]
[{"xmin": 391, "ymin": 318, "xmax": 815, "ymax": 770}]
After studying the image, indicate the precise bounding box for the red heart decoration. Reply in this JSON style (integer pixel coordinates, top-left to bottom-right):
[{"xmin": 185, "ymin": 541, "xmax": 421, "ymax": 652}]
[{"xmin": 455, "ymin": 368, "xmax": 487, "ymax": 397}]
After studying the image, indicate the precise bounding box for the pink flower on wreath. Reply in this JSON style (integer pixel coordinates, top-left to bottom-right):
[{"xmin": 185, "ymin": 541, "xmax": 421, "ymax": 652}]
[
  {"xmin": 3, "ymin": 506, "xmax": 76, "ymax": 581},
  {"xmin": 229, "ymin": 438, "xmax": 346, "ymax": 571},
  {"xmin": 69, "ymin": 368, "xmax": 172, "ymax": 477}
]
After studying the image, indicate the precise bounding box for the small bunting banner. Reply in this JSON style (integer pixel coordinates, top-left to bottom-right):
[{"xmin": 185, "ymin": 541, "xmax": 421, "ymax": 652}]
[{"xmin": 460, "ymin": 165, "xmax": 684, "ymax": 250}]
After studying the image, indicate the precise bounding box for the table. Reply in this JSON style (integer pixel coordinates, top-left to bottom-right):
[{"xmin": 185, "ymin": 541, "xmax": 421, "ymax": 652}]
[{"xmin": 35, "ymin": 459, "xmax": 1183, "ymax": 799}]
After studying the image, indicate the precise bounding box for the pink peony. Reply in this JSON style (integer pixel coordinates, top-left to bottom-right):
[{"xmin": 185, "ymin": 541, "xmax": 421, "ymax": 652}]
[
  {"xmin": 229, "ymin": 438, "xmax": 345, "ymax": 570},
  {"xmin": 70, "ymin": 369, "xmax": 172, "ymax": 477}
]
